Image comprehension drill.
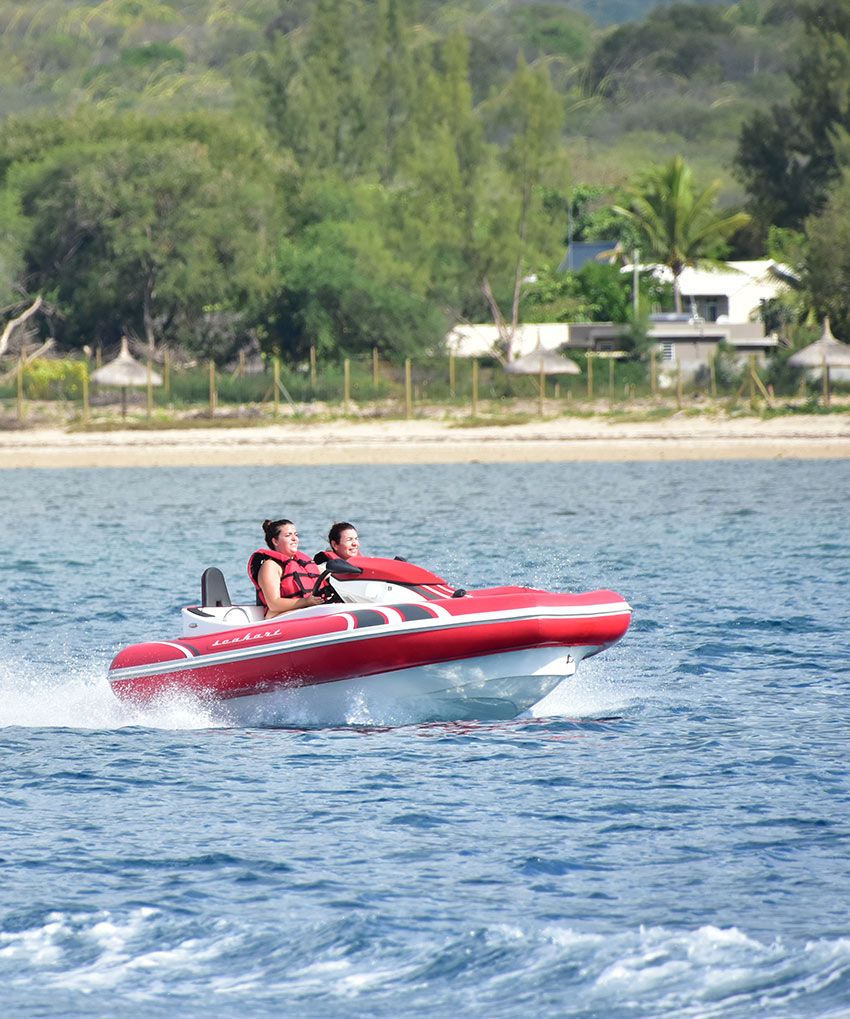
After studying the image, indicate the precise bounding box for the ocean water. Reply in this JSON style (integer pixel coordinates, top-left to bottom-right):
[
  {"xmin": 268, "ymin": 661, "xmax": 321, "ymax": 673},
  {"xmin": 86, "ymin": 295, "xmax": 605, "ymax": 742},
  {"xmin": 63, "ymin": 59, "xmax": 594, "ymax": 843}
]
[{"xmin": 1, "ymin": 459, "xmax": 849, "ymax": 1017}]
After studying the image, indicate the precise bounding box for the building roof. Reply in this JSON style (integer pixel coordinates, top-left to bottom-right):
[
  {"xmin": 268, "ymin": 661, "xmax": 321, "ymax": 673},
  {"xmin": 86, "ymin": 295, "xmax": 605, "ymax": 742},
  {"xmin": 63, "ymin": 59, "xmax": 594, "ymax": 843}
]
[
  {"xmin": 558, "ymin": 241, "xmax": 620, "ymax": 272},
  {"xmin": 646, "ymin": 259, "xmax": 788, "ymax": 297},
  {"xmin": 446, "ymin": 323, "xmax": 570, "ymax": 359}
]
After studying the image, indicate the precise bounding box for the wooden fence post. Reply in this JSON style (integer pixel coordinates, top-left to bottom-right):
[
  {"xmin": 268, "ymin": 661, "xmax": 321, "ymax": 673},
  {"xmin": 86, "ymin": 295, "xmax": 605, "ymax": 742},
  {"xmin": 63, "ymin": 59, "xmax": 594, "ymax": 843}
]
[
  {"xmin": 17, "ymin": 353, "xmax": 25, "ymax": 421},
  {"xmin": 750, "ymin": 361, "xmax": 773, "ymax": 407},
  {"xmin": 709, "ymin": 349, "xmax": 717, "ymax": 399},
  {"xmin": 372, "ymin": 347, "xmax": 379, "ymax": 389},
  {"xmin": 163, "ymin": 349, "xmax": 171, "ymax": 398},
  {"xmin": 748, "ymin": 354, "xmax": 756, "ymax": 409},
  {"xmin": 272, "ymin": 356, "xmax": 280, "ymax": 417},
  {"xmin": 405, "ymin": 358, "xmax": 413, "ymax": 419},
  {"xmin": 81, "ymin": 360, "xmax": 90, "ymax": 424},
  {"xmin": 449, "ymin": 353, "xmax": 456, "ymax": 398},
  {"xmin": 608, "ymin": 357, "xmax": 615, "ymax": 401},
  {"xmin": 344, "ymin": 357, "xmax": 351, "ymax": 412},
  {"xmin": 146, "ymin": 358, "xmax": 154, "ymax": 419},
  {"xmin": 650, "ymin": 347, "xmax": 657, "ymax": 397},
  {"xmin": 676, "ymin": 361, "xmax": 683, "ymax": 409},
  {"xmin": 586, "ymin": 354, "xmax": 593, "ymax": 399},
  {"xmin": 310, "ymin": 345, "xmax": 317, "ymax": 388},
  {"xmin": 822, "ymin": 356, "xmax": 830, "ymax": 406},
  {"xmin": 538, "ymin": 361, "xmax": 545, "ymax": 417},
  {"xmin": 209, "ymin": 359, "xmax": 217, "ymax": 416},
  {"xmin": 471, "ymin": 358, "xmax": 479, "ymax": 417}
]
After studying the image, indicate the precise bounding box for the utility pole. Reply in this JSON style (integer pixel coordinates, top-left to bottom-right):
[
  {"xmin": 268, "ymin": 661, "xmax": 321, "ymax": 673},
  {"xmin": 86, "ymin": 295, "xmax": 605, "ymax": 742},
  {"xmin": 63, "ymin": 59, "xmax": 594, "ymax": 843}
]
[{"xmin": 632, "ymin": 249, "xmax": 640, "ymax": 316}]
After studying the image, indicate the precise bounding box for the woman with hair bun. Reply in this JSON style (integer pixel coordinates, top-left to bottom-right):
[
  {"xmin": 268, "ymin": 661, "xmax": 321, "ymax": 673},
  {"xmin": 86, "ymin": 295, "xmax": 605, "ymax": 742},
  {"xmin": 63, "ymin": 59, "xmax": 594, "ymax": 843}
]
[{"xmin": 247, "ymin": 518, "xmax": 324, "ymax": 618}]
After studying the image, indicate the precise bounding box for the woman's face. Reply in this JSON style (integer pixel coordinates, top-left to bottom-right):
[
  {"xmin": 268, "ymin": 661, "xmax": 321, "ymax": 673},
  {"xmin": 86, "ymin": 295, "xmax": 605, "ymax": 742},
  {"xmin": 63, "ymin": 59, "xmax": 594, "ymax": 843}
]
[
  {"xmin": 272, "ymin": 523, "xmax": 300, "ymax": 557},
  {"xmin": 332, "ymin": 528, "xmax": 359, "ymax": 560}
]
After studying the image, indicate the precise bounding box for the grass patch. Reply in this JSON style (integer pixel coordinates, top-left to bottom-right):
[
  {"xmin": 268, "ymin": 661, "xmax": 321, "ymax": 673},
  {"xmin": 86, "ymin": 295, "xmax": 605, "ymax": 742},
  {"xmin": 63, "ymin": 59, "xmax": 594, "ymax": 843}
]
[
  {"xmin": 760, "ymin": 400, "xmax": 850, "ymax": 418},
  {"xmin": 450, "ymin": 413, "xmax": 536, "ymax": 428},
  {"xmin": 605, "ymin": 406, "xmax": 679, "ymax": 423},
  {"xmin": 67, "ymin": 414, "xmax": 280, "ymax": 432}
]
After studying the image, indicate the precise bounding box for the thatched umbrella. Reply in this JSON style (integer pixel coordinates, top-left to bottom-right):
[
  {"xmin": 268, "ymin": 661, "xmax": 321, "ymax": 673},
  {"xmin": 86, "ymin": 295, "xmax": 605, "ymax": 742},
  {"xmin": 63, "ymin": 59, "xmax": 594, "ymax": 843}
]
[
  {"xmin": 505, "ymin": 347, "xmax": 581, "ymax": 376},
  {"xmin": 788, "ymin": 319, "xmax": 850, "ymax": 402},
  {"xmin": 788, "ymin": 318, "xmax": 850, "ymax": 373},
  {"xmin": 505, "ymin": 344, "xmax": 581, "ymax": 413},
  {"xmin": 91, "ymin": 336, "xmax": 162, "ymax": 418}
]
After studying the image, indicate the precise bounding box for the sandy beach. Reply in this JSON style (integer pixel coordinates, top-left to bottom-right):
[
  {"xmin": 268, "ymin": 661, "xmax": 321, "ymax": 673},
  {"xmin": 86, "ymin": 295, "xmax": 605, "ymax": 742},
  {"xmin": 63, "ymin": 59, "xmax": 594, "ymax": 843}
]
[{"xmin": 2, "ymin": 412, "xmax": 849, "ymax": 468}]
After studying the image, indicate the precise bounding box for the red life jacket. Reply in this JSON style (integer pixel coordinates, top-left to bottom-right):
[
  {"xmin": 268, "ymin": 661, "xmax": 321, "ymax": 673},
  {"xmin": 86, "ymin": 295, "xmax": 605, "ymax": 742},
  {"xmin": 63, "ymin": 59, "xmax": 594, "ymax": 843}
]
[{"xmin": 247, "ymin": 549, "xmax": 321, "ymax": 607}]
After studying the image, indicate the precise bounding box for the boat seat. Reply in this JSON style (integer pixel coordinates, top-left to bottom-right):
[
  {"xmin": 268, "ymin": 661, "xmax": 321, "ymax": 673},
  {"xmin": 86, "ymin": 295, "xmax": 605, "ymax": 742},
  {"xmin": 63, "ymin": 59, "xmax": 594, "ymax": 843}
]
[{"xmin": 201, "ymin": 567, "xmax": 232, "ymax": 607}]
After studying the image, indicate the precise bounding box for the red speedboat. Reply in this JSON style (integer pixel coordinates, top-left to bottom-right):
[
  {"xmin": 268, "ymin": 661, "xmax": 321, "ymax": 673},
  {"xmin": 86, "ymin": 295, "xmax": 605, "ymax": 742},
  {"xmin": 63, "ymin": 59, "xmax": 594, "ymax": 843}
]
[{"xmin": 108, "ymin": 556, "xmax": 632, "ymax": 725}]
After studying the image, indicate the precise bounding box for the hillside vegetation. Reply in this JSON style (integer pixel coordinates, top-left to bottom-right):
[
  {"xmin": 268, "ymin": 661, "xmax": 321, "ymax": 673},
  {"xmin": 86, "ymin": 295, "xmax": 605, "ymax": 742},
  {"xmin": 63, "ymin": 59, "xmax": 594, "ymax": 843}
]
[
  {"xmin": 0, "ymin": 0, "xmax": 797, "ymax": 185},
  {"xmin": 2, "ymin": 0, "xmax": 834, "ymax": 362}
]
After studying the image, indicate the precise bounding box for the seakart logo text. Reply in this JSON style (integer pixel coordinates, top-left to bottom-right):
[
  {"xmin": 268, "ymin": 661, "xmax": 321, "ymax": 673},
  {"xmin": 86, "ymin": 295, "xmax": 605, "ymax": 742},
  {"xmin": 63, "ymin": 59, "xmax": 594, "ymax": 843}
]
[{"xmin": 211, "ymin": 629, "xmax": 282, "ymax": 647}]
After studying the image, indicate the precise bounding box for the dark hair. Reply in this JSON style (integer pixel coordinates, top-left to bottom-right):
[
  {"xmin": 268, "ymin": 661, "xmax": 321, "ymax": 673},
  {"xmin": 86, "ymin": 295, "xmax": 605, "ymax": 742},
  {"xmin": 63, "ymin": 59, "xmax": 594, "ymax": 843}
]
[
  {"xmin": 328, "ymin": 521, "xmax": 356, "ymax": 546},
  {"xmin": 263, "ymin": 518, "xmax": 293, "ymax": 549}
]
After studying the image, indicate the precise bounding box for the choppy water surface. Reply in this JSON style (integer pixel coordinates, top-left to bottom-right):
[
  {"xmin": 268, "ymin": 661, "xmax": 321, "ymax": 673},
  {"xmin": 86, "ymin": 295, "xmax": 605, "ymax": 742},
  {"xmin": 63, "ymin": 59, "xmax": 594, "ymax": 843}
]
[{"xmin": 1, "ymin": 460, "xmax": 849, "ymax": 1017}]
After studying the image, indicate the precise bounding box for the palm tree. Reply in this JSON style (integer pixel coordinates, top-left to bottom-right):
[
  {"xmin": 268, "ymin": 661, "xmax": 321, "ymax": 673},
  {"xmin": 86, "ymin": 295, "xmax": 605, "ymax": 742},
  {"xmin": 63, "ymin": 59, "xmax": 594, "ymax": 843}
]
[{"xmin": 613, "ymin": 155, "xmax": 750, "ymax": 313}]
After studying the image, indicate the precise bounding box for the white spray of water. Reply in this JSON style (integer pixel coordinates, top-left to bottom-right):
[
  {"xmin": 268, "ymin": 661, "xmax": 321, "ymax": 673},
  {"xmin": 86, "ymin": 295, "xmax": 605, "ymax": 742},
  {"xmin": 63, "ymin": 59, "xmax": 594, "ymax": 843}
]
[
  {"xmin": 0, "ymin": 651, "xmax": 223, "ymax": 731},
  {"xmin": 527, "ymin": 669, "xmax": 642, "ymax": 719},
  {"xmin": 0, "ymin": 637, "xmax": 644, "ymax": 732}
]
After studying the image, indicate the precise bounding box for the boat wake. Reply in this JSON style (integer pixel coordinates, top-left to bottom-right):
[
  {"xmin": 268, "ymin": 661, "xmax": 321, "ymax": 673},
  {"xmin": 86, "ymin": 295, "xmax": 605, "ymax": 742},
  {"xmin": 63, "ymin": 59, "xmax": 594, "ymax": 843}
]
[
  {"xmin": 1, "ymin": 906, "xmax": 847, "ymax": 1015},
  {"xmin": 0, "ymin": 644, "xmax": 639, "ymax": 732},
  {"xmin": 0, "ymin": 652, "xmax": 223, "ymax": 731}
]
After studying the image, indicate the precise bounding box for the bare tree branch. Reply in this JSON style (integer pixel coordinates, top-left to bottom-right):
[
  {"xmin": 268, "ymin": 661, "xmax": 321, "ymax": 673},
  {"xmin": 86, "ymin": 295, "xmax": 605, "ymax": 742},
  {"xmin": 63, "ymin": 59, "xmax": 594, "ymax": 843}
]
[
  {"xmin": 0, "ymin": 337, "xmax": 54, "ymax": 382},
  {"xmin": 0, "ymin": 296, "xmax": 43, "ymax": 358},
  {"xmin": 481, "ymin": 275, "xmax": 512, "ymax": 364}
]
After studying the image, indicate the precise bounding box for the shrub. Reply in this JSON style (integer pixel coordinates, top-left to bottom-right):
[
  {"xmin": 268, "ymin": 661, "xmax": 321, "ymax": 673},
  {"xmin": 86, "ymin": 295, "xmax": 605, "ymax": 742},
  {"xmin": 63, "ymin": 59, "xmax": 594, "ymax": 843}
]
[{"xmin": 23, "ymin": 358, "xmax": 87, "ymax": 400}]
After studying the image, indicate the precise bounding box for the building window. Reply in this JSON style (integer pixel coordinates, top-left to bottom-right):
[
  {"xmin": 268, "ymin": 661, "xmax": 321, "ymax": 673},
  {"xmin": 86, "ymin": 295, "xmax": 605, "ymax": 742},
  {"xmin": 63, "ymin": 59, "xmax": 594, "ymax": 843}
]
[{"xmin": 695, "ymin": 296, "xmax": 728, "ymax": 322}]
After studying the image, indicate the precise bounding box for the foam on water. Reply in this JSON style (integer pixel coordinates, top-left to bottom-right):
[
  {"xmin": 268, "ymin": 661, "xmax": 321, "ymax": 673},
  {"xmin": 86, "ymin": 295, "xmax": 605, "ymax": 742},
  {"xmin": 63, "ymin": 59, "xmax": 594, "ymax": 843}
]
[
  {"xmin": 525, "ymin": 666, "xmax": 642, "ymax": 720},
  {"xmin": 0, "ymin": 653, "xmax": 223, "ymax": 730},
  {"xmin": 2, "ymin": 907, "xmax": 849, "ymax": 1016},
  {"xmin": 0, "ymin": 651, "xmax": 635, "ymax": 732}
]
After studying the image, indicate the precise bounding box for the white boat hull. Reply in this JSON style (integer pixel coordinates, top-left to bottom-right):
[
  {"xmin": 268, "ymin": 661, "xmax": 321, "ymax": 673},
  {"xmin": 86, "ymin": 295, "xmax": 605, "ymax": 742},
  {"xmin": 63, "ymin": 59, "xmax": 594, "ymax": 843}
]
[{"xmin": 209, "ymin": 646, "xmax": 585, "ymax": 727}]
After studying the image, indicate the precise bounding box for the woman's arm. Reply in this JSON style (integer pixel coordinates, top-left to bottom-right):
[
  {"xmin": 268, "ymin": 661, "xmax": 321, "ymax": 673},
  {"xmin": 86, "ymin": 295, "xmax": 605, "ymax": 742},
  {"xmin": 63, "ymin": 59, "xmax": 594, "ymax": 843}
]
[{"xmin": 258, "ymin": 559, "xmax": 323, "ymax": 618}]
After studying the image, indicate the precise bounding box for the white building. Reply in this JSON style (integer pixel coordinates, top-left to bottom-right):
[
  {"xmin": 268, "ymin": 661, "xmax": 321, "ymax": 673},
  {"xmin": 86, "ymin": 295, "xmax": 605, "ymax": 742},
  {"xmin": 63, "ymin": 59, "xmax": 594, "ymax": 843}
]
[
  {"xmin": 653, "ymin": 259, "xmax": 788, "ymax": 323},
  {"xmin": 445, "ymin": 260, "xmax": 785, "ymax": 376}
]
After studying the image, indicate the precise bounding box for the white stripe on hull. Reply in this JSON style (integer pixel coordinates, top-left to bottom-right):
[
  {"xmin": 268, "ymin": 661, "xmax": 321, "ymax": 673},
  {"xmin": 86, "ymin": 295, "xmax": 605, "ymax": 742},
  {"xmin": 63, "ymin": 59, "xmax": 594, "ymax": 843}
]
[{"xmin": 210, "ymin": 646, "xmax": 589, "ymax": 727}]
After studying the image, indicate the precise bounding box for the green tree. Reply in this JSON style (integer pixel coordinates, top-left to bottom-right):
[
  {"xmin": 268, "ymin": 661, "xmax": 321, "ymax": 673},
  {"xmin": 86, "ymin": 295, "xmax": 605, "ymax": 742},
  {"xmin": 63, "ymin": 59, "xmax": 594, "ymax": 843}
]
[
  {"xmin": 613, "ymin": 155, "xmax": 750, "ymax": 313},
  {"xmin": 369, "ymin": 0, "xmax": 419, "ymax": 184},
  {"xmin": 735, "ymin": 0, "xmax": 850, "ymax": 233},
  {"xmin": 11, "ymin": 125, "xmax": 281, "ymax": 354},
  {"xmin": 253, "ymin": 0, "xmax": 376, "ymax": 178},
  {"xmin": 258, "ymin": 178, "xmax": 447, "ymax": 359},
  {"xmin": 802, "ymin": 171, "xmax": 850, "ymax": 340},
  {"xmin": 522, "ymin": 261, "xmax": 668, "ymax": 324},
  {"xmin": 584, "ymin": 3, "xmax": 733, "ymax": 99},
  {"xmin": 480, "ymin": 54, "xmax": 565, "ymax": 357},
  {"xmin": 393, "ymin": 32, "xmax": 489, "ymax": 318}
]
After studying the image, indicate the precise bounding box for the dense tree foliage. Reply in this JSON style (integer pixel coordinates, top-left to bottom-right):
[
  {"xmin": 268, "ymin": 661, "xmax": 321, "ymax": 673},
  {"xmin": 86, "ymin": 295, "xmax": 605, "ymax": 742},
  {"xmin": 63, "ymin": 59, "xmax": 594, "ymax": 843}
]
[
  {"xmin": 3, "ymin": 113, "xmax": 283, "ymax": 353},
  {"xmin": 2, "ymin": 0, "xmax": 840, "ymax": 360},
  {"xmin": 803, "ymin": 173, "xmax": 850, "ymax": 340},
  {"xmin": 735, "ymin": 0, "xmax": 850, "ymax": 234}
]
